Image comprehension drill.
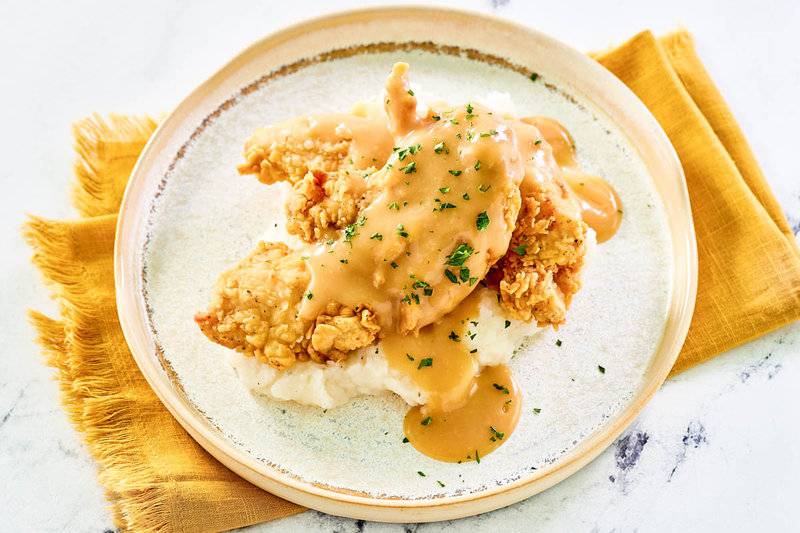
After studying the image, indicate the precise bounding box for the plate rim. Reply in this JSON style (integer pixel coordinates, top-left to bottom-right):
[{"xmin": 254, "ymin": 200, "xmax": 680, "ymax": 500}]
[{"xmin": 114, "ymin": 5, "xmax": 698, "ymax": 522}]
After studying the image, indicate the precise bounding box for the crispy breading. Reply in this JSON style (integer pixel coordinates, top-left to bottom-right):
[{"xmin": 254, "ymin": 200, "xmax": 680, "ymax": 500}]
[{"xmin": 194, "ymin": 241, "xmax": 380, "ymax": 370}]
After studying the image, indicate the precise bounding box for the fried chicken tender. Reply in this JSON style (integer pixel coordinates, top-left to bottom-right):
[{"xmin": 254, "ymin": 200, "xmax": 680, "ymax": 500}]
[
  {"xmin": 494, "ymin": 157, "xmax": 589, "ymax": 327},
  {"xmin": 237, "ymin": 113, "xmax": 394, "ymax": 242},
  {"xmin": 194, "ymin": 241, "xmax": 380, "ymax": 370}
]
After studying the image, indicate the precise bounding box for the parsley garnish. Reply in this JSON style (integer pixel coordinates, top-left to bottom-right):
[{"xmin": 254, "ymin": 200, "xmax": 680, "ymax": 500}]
[
  {"xmin": 476, "ymin": 211, "xmax": 490, "ymax": 230},
  {"xmin": 448, "ymin": 169, "xmax": 462, "ymax": 176},
  {"xmin": 306, "ymin": 292, "xmax": 313, "ymax": 300},
  {"xmin": 418, "ymin": 471, "xmax": 426, "ymax": 477},
  {"xmin": 388, "ymin": 201, "xmax": 400, "ymax": 210},
  {"xmin": 402, "ymin": 437, "xmax": 409, "ymax": 443},
  {"xmin": 512, "ymin": 245, "xmax": 527, "ymax": 256},
  {"xmin": 480, "ymin": 130, "xmax": 498, "ymax": 138},
  {"xmin": 439, "ymin": 186, "xmax": 450, "ymax": 193},
  {"xmin": 535, "ymin": 139, "xmax": 542, "ymax": 146},
  {"xmin": 489, "ymin": 426, "xmax": 505, "ymax": 441},
  {"xmin": 344, "ymin": 223, "xmax": 358, "ymax": 243},
  {"xmin": 407, "ymin": 89, "xmax": 415, "ymax": 96},
  {"xmin": 421, "ymin": 416, "xmax": 432, "ymax": 426},
  {"xmin": 445, "ymin": 243, "xmax": 474, "ymax": 266},
  {"xmin": 444, "ymin": 269, "xmax": 459, "ymax": 284},
  {"xmin": 400, "ymin": 161, "xmax": 417, "ymax": 174},
  {"xmin": 474, "ymin": 160, "xmax": 481, "ymax": 171},
  {"xmin": 396, "ymin": 224, "xmax": 409, "ymax": 238},
  {"xmin": 555, "ymin": 339, "xmax": 562, "ymax": 347},
  {"xmin": 478, "ymin": 184, "xmax": 491, "ymax": 192},
  {"xmin": 448, "ymin": 331, "xmax": 460, "ymax": 342},
  {"xmin": 530, "ymin": 72, "xmax": 539, "ymax": 82},
  {"xmin": 390, "ymin": 261, "xmax": 399, "ymax": 269},
  {"xmin": 437, "ymin": 480, "xmax": 445, "ymax": 487},
  {"xmin": 598, "ymin": 365, "xmax": 606, "ymax": 374},
  {"xmin": 493, "ymin": 383, "xmax": 510, "ymax": 394},
  {"xmin": 431, "ymin": 114, "xmax": 441, "ymax": 121},
  {"xmin": 406, "ymin": 353, "xmax": 415, "ymax": 361},
  {"xmin": 459, "ymin": 267, "xmax": 470, "ymax": 283},
  {"xmin": 533, "ymin": 408, "xmax": 542, "ymax": 414},
  {"xmin": 371, "ymin": 232, "xmax": 383, "ymax": 241},
  {"xmin": 434, "ymin": 141, "xmax": 448, "ymax": 154},
  {"xmin": 463, "ymin": 192, "xmax": 471, "ymax": 200},
  {"xmin": 418, "ymin": 357, "xmax": 433, "ymax": 369},
  {"xmin": 504, "ymin": 320, "xmax": 511, "ymax": 329}
]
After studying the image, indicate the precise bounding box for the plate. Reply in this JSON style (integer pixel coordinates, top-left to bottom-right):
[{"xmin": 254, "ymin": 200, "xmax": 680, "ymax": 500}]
[{"xmin": 115, "ymin": 6, "xmax": 696, "ymax": 522}]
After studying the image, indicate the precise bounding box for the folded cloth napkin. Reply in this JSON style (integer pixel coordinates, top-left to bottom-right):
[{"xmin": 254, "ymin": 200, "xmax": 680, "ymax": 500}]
[{"xmin": 25, "ymin": 30, "xmax": 800, "ymax": 532}]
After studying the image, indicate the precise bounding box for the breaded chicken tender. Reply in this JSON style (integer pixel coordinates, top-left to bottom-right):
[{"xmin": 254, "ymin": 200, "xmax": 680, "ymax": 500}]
[{"xmin": 194, "ymin": 241, "xmax": 380, "ymax": 370}]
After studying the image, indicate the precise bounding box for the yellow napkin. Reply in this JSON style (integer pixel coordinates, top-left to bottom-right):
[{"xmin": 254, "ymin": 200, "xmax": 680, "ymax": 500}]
[{"xmin": 25, "ymin": 30, "xmax": 800, "ymax": 532}]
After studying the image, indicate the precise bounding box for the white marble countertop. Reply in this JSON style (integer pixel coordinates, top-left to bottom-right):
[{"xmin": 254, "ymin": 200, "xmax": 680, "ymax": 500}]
[{"xmin": 1, "ymin": 0, "xmax": 798, "ymax": 531}]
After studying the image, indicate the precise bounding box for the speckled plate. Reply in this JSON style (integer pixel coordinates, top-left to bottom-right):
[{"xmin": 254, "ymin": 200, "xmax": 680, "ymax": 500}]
[{"xmin": 115, "ymin": 6, "xmax": 696, "ymax": 522}]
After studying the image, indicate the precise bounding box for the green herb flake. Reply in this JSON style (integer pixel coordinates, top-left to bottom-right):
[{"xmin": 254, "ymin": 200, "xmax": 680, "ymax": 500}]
[
  {"xmin": 437, "ymin": 480, "xmax": 445, "ymax": 487},
  {"xmin": 444, "ymin": 269, "xmax": 459, "ymax": 284},
  {"xmin": 370, "ymin": 232, "xmax": 383, "ymax": 241},
  {"xmin": 533, "ymin": 408, "xmax": 542, "ymax": 414},
  {"xmin": 407, "ymin": 89, "xmax": 415, "ymax": 96},
  {"xmin": 306, "ymin": 292, "xmax": 313, "ymax": 300},
  {"xmin": 468, "ymin": 277, "xmax": 478, "ymax": 286},
  {"xmin": 476, "ymin": 211, "xmax": 490, "ymax": 231},
  {"xmin": 448, "ymin": 169, "xmax": 463, "ymax": 176},
  {"xmin": 535, "ymin": 139, "xmax": 543, "ymax": 146},
  {"xmin": 418, "ymin": 357, "xmax": 433, "ymax": 369},
  {"xmin": 431, "ymin": 114, "xmax": 441, "ymax": 121},
  {"xmin": 598, "ymin": 365, "xmax": 606, "ymax": 374},
  {"xmin": 474, "ymin": 160, "xmax": 482, "ymax": 171},
  {"xmin": 396, "ymin": 224, "xmax": 409, "ymax": 238},
  {"xmin": 448, "ymin": 331, "xmax": 460, "ymax": 342},
  {"xmin": 390, "ymin": 261, "xmax": 399, "ymax": 269},
  {"xmin": 493, "ymin": 383, "xmax": 510, "ymax": 394},
  {"xmin": 418, "ymin": 471, "xmax": 426, "ymax": 477},
  {"xmin": 400, "ymin": 161, "xmax": 417, "ymax": 174},
  {"xmin": 530, "ymin": 72, "xmax": 539, "ymax": 82},
  {"xmin": 420, "ymin": 416, "xmax": 433, "ymax": 427},
  {"xmin": 475, "ymin": 449, "xmax": 481, "ymax": 464},
  {"xmin": 445, "ymin": 243, "xmax": 474, "ymax": 266},
  {"xmin": 478, "ymin": 184, "xmax": 492, "ymax": 192},
  {"xmin": 504, "ymin": 320, "xmax": 511, "ymax": 329},
  {"xmin": 339, "ymin": 259, "xmax": 348, "ymax": 264},
  {"xmin": 434, "ymin": 141, "xmax": 448, "ymax": 154},
  {"xmin": 402, "ymin": 437, "xmax": 409, "ymax": 443},
  {"xmin": 459, "ymin": 267, "xmax": 470, "ymax": 283},
  {"xmin": 406, "ymin": 353, "xmax": 415, "ymax": 361},
  {"xmin": 512, "ymin": 245, "xmax": 527, "ymax": 256},
  {"xmin": 388, "ymin": 201, "xmax": 400, "ymax": 210},
  {"xmin": 555, "ymin": 339, "xmax": 562, "ymax": 347},
  {"xmin": 439, "ymin": 186, "xmax": 450, "ymax": 193},
  {"xmin": 462, "ymin": 192, "xmax": 471, "ymax": 201},
  {"xmin": 489, "ymin": 426, "xmax": 505, "ymax": 441}
]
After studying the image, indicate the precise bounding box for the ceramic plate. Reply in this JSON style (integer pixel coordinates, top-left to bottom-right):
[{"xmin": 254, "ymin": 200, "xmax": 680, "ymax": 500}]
[{"xmin": 115, "ymin": 6, "xmax": 696, "ymax": 522}]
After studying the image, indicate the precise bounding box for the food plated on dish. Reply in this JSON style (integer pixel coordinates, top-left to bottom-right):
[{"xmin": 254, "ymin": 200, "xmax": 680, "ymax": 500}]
[{"xmin": 193, "ymin": 63, "xmax": 622, "ymax": 462}]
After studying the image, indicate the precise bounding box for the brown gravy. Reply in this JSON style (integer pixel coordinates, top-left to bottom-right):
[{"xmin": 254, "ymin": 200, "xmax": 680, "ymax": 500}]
[
  {"xmin": 403, "ymin": 364, "xmax": 521, "ymax": 463},
  {"xmin": 522, "ymin": 116, "xmax": 622, "ymax": 242}
]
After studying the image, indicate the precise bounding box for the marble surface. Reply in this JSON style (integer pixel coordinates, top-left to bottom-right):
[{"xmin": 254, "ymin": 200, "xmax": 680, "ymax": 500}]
[{"xmin": 1, "ymin": 0, "xmax": 798, "ymax": 531}]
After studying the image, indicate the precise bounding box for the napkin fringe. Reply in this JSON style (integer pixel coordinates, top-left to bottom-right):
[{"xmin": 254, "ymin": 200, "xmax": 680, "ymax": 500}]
[
  {"xmin": 25, "ymin": 216, "xmax": 170, "ymax": 533},
  {"xmin": 72, "ymin": 114, "xmax": 157, "ymax": 217}
]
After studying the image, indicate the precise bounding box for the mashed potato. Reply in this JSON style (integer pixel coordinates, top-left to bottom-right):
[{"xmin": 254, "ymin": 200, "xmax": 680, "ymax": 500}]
[{"xmin": 231, "ymin": 288, "xmax": 537, "ymax": 409}]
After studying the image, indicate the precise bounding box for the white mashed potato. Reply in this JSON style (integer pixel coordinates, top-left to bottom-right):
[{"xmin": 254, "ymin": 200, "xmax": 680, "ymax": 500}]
[{"xmin": 231, "ymin": 288, "xmax": 537, "ymax": 409}]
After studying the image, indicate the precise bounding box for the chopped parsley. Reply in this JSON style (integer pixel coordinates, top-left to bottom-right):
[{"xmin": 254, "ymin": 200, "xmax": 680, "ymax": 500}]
[
  {"xmin": 417, "ymin": 471, "xmax": 426, "ymax": 477},
  {"xmin": 439, "ymin": 186, "xmax": 450, "ymax": 193},
  {"xmin": 530, "ymin": 72, "xmax": 539, "ymax": 82},
  {"xmin": 477, "ymin": 184, "xmax": 492, "ymax": 192},
  {"xmin": 475, "ymin": 449, "xmax": 481, "ymax": 464},
  {"xmin": 434, "ymin": 141, "xmax": 448, "ymax": 154},
  {"xmin": 406, "ymin": 353, "xmax": 415, "ymax": 361},
  {"xmin": 400, "ymin": 161, "xmax": 417, "ymax": 174},
  {"xmin": 598, "ymin": 365, "xmax": 606, "ymax": 374},
  {"xmin": 339, "ymin": 259, "xmax": 348, "ymax": 264},
  {"xmin": 466, "ymin": 103, "xmax": 474, "ymax": 114},
  {"xmin": 459, "ymin": 267, "xmax": 470, "ymax": 283},
  {"xmin": 431, "ymin": 114, "xmax": 441, "ymax": 121},
  {"xmin": 462, "ymin": 192, "xmax": 470, "ymax": 200},
  {"xmin": 479, "ymin": 129, "xmax": 498, "ymax": 138},
  {"xmin": 306, "ymin": 292, "xmax": 313, "ymax": 300},
  {"xmin": 437, "ymin": 480, "xmax": 445, "ymax": 488},
  {"xmin": 512, "ymin": 245, "xmax": 527, "ymax": 256},
  {"xmin": 390, "ymin": 261, "xmax": 399, "ymax": 269},
  {"xmin": 535, "ymin": 139, "xmax": 542, "ymax": 146},
  {"xmin": 504, "ymin": 320, "xmax": 511, "ymax": 329},
  {"xmin": 407, "ymin": 89, "xmax": 415, "ymax": 96},
  {"xmin": 489, "ymin": 426, "xmax": 505, "ymax": 441},
  {"xmin": 445, "ymin": 243, "xmax": 474, "ymax": 266},
  {"xmin": 476, "ymin": 211, "xmax": 490, "ymax": 231},
  {"xmin": 448, "ymin": 169, "xmax": 462, "ymax": 176},
  {"xmin": 532, "ymin": 407, "xmax": 542, "ymax": 414},
  {"xmin": 343, "ymin": 223, "xmax": 358, "ymax": 243},
  {"xmin": 444, "ymin": 269, "xmax": 459, "ymax": 284},
  {"xmin": 418, "ymin": 357, "xmax": 433, "ymax": 369},
  {"xmin": 474, "ymin": 160, "xmax": 482, "ymax": 171},
  {"xmin": 555, "ymin": 339, "xmax": 562, "ymax": 347},
  {"xmin": 388, "ymin": 201, "xmax": 400, "ymax": 210},
  {"xmin": 370, "ymin": 232, "xmax": 383, "ymax": 241},
  {"xmin": 421, "ymin": 416, "xmax": 432, "ymax": 426},
  {"xmin": 448, "ymin": 331, "xmax": 460, "ymax": 342},
  {"xmin": 396, "ymin": 224, "xmax": 409, "ymax": 238},
  {"xmin": 493, "ymin": 383, "xmax": 510, "ymax": 394},
  {"xmin": 402, "ymin": 437, "xmax": 409, "ymax": 443}
]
